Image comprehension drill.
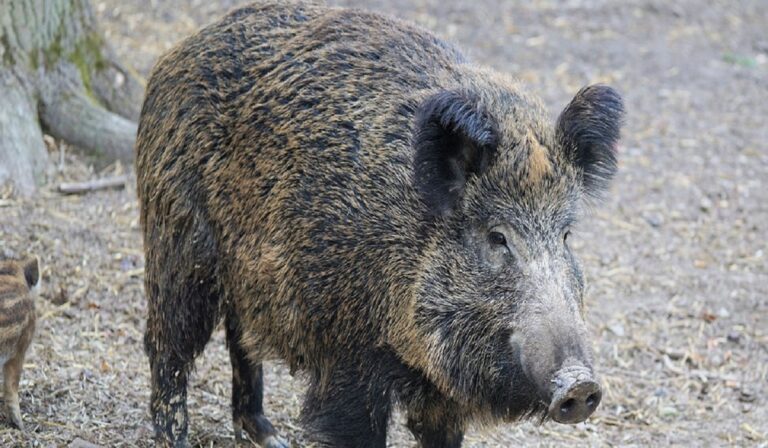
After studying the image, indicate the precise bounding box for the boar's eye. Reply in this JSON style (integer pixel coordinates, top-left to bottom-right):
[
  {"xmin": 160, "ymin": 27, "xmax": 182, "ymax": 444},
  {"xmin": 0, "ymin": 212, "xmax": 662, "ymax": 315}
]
[
  {"xmin": 485, "ymin": 229, "xmax": 512, "ymax": 267},
  {"xmin": 563, "ymin": 230, "xmax": 571, "ymax": 244},
  {"xmin": 488, "ymin": 231, "xmax": 507, "ymax": 246}
]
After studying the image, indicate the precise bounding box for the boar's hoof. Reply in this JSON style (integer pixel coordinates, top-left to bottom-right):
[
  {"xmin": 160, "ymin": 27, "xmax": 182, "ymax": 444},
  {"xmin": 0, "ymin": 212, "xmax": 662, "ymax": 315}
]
[
  {"xmin": 548, "ymin": 366, "xmax": 602, "ymax": 424},
  {"xmin": 234, "ymin": 414, "xmax": 287, "ymax": 448}
]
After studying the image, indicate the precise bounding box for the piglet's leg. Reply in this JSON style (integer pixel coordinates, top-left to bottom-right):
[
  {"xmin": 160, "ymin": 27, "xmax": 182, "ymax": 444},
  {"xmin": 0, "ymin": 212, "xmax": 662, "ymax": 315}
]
[
  {"xmin": 3, "ymin": 317, "xmax": 34, "ymax": 431},
  {"xmin": 3, "ymin": 356, "xmax": 24, "ymax": 430}
]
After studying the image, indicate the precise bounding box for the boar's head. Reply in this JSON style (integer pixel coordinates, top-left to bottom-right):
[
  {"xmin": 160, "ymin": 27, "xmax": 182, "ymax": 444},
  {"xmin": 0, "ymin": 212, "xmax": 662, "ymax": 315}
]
[{"xmin": 409, "ymin": 80, "xmax": 624, "ymax": 424}]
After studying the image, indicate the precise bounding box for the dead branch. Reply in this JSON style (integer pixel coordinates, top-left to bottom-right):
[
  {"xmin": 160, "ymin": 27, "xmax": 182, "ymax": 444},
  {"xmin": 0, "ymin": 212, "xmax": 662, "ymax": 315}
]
[{"xmin": 57, "ymin": 176, "xmax": 128, "ymax": 195}]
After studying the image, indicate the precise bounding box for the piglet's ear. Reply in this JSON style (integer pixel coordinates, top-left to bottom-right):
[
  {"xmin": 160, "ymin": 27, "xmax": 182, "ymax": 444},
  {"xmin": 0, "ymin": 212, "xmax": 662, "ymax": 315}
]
[
  {"xmin": 22, "ymin": 256, "xmax": 40, "ymax": 289},
  {"xmin": 413, "ymin": 91, "xmax": 498, "ymax": 217},
  {"xmin": 557, "ymin": 85, "xmax": 624, "ymax": 196}
]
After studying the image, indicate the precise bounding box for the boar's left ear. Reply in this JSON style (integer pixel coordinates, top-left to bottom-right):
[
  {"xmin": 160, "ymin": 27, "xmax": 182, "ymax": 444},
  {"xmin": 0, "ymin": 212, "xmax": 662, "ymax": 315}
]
[
  {"xmin": 413, "ymin": 91, "xmax": 498, "ymax": 217},
  {"xmin": 22, "ymin": 256, "xmax": 40, "ymax": 289},
  {"xmin": 557, "ymin": 85, "xmax": 625, "ymax": 196}
]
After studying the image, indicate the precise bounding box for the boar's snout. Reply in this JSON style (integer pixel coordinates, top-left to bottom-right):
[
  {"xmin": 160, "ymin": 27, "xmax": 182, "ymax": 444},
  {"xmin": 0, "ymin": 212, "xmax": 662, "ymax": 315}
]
[{"xmin": 548, "ymin": 364, "xmax": 601, "ymax": 424}]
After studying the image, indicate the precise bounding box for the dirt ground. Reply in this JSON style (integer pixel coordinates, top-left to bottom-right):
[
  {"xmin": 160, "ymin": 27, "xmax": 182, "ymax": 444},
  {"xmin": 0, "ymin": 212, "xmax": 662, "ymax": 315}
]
[{"xmin": 0, "ymin": 0, "xmax": 766, "ymax": 446}]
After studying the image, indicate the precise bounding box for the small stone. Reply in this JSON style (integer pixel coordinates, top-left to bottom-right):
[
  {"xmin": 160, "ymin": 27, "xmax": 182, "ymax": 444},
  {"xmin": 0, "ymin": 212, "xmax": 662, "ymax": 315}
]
[
  {"xmin": 659, "ymin": 406, "xmax": 678, "ymax": 418},
  {"xmin": 644, "ymin": 212, "xmax": 664, "ymax": 228},
  {"xmin": 700, "ymin": 196, "xmax": 713, "ymax": 212},
  {"xmin": 120, "ymin": 257, "xmax": 135, "ymax": 271},
  {"xmin": 727, "ymin": 331, "xmax": 742, "ymax": 343},
  {"xmin": 717, "ymin": 307, "xmax": 730, "ymax": 318},
  {"xmin": 608, "ymin": 323, "xmax": 625, "ymax": 337},
  {"xmin": 739, "ymin": 387, "xmax": 757, "ymax": 403},
  {"xmin": 664, "ymin": 348, "xmax": 685, "ymax": 360}
]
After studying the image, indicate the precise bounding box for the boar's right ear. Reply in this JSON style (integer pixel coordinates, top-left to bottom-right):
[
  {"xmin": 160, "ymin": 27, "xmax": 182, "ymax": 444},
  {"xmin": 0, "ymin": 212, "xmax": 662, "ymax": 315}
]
[
  {"xmin": 413, "ymin": 91, "xmax": 498, "ymax": 217},
  {"xmin": 22, "ymin": 256, "xmax": 40, "ymax": 289},
  {"xmin": 556, "ymin": 85, "xmax": 624, "ymax": 197}
]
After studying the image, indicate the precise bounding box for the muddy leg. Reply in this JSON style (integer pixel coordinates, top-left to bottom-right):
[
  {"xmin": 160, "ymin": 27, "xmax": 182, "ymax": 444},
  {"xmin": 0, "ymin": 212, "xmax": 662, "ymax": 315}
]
[
  {"xmin": 227, "ymin": 319, "xmax": 287, "ymax": 448},
  {"xmin": 143, "ymin": 208, "xmax": 222, "ymax": 447},
  {"xmin": 148, "ymin": 352, "xmax": 195, "ymax": 448},
  {"xmin": 145, "ymin": 292, "xmax": 217, "ymax": 447}
]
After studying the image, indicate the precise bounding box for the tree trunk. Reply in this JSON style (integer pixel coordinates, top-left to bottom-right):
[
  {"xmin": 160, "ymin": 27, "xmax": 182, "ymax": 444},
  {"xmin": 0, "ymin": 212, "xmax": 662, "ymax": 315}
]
[{"xmin": 0, "ymin": 0, "xmax": 144, "ymax": 196}]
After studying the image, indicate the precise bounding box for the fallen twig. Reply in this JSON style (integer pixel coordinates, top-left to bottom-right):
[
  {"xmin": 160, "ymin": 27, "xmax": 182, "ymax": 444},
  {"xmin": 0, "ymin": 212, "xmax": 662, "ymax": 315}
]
[{"xmin": 58, "ymin": 176, "xmax": 128, "ymax": 195}]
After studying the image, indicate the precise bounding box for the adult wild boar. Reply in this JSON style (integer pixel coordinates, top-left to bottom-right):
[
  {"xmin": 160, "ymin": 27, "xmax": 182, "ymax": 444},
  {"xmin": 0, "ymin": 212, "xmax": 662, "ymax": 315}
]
[{"xmin": 136, "ymin": 1, "xmax": 624, "ymax": 447}]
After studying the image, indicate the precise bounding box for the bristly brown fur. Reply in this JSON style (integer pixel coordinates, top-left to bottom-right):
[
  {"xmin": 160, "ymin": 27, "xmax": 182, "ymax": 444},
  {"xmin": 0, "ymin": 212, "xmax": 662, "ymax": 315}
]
[
  {"xmin": 0, "ymin": 257, "xmax": 39, "ymax": 431},
  {"xmin": 136, "ymin": 1, "xmax": 623, "ymax": 446}
]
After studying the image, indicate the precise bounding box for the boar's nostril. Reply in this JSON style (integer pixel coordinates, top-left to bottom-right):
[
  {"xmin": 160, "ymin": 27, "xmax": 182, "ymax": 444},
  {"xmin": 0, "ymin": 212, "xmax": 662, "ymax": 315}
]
[
  {"xmin": 548, "ymin": 367, "xmax": 602, "ymax": 424},
  {"xmin": 586, "ymin": 392, "xmax": 600, "ymax": 409},
  {"xmin": 560, "ymin": 398, "xmax": 576, "ymax": 415}
]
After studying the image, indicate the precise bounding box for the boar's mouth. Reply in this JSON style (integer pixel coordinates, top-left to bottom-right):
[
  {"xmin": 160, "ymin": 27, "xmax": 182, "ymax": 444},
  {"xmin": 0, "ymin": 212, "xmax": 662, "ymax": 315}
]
[
  {"xmin": 483, "ymin": 333, "xmax": 555, "ymax": 423},
  {"xmin": 503, "ymin": 333, "xmax": 601, "ymax": 424}
]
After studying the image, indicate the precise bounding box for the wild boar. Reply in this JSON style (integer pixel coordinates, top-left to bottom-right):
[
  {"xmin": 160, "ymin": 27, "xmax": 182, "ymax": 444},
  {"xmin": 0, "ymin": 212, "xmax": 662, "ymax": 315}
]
[{"xmin": 136, "ymin": 2, "xmax": 624, "ymax": 446}]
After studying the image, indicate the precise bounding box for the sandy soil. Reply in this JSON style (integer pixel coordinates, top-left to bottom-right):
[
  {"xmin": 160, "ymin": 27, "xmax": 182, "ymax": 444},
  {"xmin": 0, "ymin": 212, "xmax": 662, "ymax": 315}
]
[{"xmin": 0, "ymin": 0, "xmax": 766, "ymax": 446}]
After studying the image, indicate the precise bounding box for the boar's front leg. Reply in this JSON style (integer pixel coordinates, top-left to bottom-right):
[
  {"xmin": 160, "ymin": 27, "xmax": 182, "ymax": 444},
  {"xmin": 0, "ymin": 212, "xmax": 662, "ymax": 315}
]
[
  {"xmin": 406, "ymin": 399, "xmax": 464, "ymax": 448},
  {"xmin": 302, "ymin": 363, "xmax": 391, "ymax": 448}
]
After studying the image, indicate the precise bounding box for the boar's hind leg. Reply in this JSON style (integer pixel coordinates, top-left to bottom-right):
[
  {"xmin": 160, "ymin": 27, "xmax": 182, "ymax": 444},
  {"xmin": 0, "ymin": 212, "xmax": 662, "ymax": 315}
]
[
  {"xmin": 144, "ymin": 210, "xmax": 222, "ymax": 447},
  {"xmin": 147, "ymin": 354, "xmax": 193, "ymax": 448},
  {"xmin": 226, "ymin": 315, "xmax": 287, "ymax": 448}
]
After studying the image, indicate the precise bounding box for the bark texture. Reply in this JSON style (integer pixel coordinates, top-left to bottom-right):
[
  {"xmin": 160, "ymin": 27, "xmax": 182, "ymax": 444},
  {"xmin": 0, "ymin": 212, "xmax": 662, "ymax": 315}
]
[{"xmin": 0, "ymin": 0, "xmax": 144, "ymax": 196}]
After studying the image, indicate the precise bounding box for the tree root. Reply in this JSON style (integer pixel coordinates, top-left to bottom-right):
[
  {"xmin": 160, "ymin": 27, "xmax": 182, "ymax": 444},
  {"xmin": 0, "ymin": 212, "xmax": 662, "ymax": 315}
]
[
  {"xmin": 40, "ymin": 70, "xmax": 138, "ymax": 164},
  {"xmin": 0, "ymin": 70, "xmax": 48, "ymax": 196},
  {"xmin": 39, "ymin": 90, "xmax": 137, "ymax": 165}
]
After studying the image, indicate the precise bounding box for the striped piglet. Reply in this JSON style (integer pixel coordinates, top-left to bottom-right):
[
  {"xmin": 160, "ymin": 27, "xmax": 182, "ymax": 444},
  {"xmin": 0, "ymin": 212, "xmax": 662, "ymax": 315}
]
[{"xmin": 0, "ymin": 256, "xmax": 39, "ymax": 430}]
